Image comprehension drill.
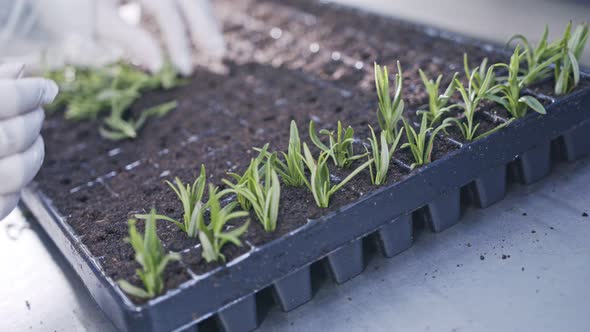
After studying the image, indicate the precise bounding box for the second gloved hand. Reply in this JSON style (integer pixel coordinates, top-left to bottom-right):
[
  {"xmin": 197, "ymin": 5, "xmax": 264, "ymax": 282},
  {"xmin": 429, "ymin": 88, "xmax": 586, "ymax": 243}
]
[
  {"xmin": 96, "ymin": 0, "xmax": 227, "ymax": 75},
  {"xmin": 0, "ymin": 62, "xmax": 59, "ymax": 220},
  {"xmin": 0, "ymin": 0, "xmax": 226, "ymax": 76}
]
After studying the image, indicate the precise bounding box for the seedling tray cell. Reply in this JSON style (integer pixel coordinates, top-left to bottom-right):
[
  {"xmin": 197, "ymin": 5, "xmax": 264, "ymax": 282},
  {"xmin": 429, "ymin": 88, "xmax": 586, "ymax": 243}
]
[
  {"xmin": 22, "ymin": 1, "xmax": 590, "ymax": 331},
  {"xmin": 470, "ymin": 164, "xmax": 508, "ymax": 208},
  {"xmin": 421, "ymin": 188, "xmax": 462, "ymax": 233},
  {"xmin": 377, "ymin": 214, "xmax": 413, "ymax": 258},
  {"xmin": 516, "ymin": 142, "xmax": 553, "ymax": 184},
  {"xmin": 561, "ymin": 119, "xmax": 590, "ymax": 161},
  {"xmin": 326, "ymin": 238, "xmax": 365, "ymax": 284},
  {"xmin": 271, "ymin": 265, "xmax": 313, "ymax": 312},
  {"xmin": 217, "ymin": 295, "xmax": 258, "ymax": 332}
]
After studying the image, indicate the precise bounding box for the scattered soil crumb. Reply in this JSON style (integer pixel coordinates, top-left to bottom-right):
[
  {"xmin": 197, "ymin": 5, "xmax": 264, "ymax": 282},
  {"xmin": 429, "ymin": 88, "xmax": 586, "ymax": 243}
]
[
  {"xmin": 25, "ymin": 301, "xmax": 30, "ymax": 310},
  {"xmin": 501, "ymin": 254, "xmax": 510, "ymax": 260},
  {"xmin": 347, "ymin": 297, "xmax": 352, "ymax": 302},
  {"xmin": 583, "ymin": 212, "xmax": 588, "ymax": 217},
  {"xmin": 531, "ymin": 230, "xmax": 536, "ymax": 234},
  {"xmin": 549, "ymin": 226, "xmax": 555, "ymax": 230},
  {"xmin": 521, "ymin": 267, "xmax": 525, "ymax": 271},
  {"xmin": 522, "ymin": 212, "xmax": 527, "ymax": 216},
  {"xmin": 466, "ymin": 243, "xmax": 472, "ymax": 247},
  {"xmin": 480, "ymin": 255, "xmax": 485, "ymax": 261}
]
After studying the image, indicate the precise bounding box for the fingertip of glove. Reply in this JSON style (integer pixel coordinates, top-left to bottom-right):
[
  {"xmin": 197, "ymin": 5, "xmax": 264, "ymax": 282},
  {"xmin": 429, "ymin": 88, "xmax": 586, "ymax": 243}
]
[
  {"xmin": 175, "ymin": 58, "xmax": 193, "ymax": 76},
  {"xmin": 41, "ymin": 79, "xmax": 59, "ymax": 105},
  {"xmin": 0, "ymin": 192, "xmax": 20, "ymax": 221},
  {"xmin": 0, "ymin": 62, "xmax": 26, "ymax": 79}
]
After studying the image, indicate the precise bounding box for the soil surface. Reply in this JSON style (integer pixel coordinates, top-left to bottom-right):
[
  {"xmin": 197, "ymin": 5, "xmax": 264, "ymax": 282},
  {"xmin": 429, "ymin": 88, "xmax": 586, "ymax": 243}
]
[{"xmin": 34, "ymin": 0, "xmax": 586, "ymax": 301}]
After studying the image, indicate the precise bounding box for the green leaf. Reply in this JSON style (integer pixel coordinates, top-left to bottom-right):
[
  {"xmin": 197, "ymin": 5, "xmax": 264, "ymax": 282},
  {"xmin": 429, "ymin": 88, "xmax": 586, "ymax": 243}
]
[
  {"xmin": 134, "ymin": 101, "xmax": 177, "ymax": 130},
  {"xmin": 568, "ymin": 51, "xmax": 580, "ymax": 87},
  {"xmin": 117, "ymin": 280, "xmax": 152, "ymax": 299},
  {"xmin": 199, "ymin": 231, "xmax": 218, "ymax": 263},
  {"xmin": 135, "ymin": 213, "xmax": 185, "ymax": 233},
  {"xmin": 519, "ymin": 96, "xmax": 547, "ymax": 115}
]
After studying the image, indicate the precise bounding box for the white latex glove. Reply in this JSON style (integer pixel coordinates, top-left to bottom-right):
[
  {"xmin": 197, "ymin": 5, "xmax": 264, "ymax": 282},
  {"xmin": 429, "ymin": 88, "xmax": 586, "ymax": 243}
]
[
  {"xmin": 0, "ymin": 0, "xmax": 226, "ymax": 76},
  {"xmin": 0, "ymin": 62, "xmax": 58, "ymax": 220}
]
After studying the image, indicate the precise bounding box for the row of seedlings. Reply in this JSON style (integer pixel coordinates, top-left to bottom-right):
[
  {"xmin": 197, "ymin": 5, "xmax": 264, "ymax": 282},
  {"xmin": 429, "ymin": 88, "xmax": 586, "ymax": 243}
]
[{"xmin": 115, "ymin": 24, "xmax": 589, "ymax": 327}]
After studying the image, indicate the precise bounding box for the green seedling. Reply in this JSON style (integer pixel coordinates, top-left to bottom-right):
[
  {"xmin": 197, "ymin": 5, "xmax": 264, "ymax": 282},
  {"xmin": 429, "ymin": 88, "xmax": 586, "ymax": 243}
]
[
  {"xmin": 507, "ymin": 25, "xmax": 561, "ymax": 85},
  {"xmin": 374, "ymin": 61, "xmax": 405, "ymax": 144},
  {"xmin": 417, "ymin": 70, "xmax": 459, "ymax": 125},
  {"xmin": 299, "ymin": 143, "xmax": 373, "ymax": 208},
  {"xmin": 443, "ymin": 55, "xmax": 501, "ymax": 141},
  {"xmin": 117, "ymin": 209, "xmax": 180, "ymax": 299},
  {"xmin": 100, "ymin": 100, "xmax": 177, "ymax": 140},
  {"xmin": 199, "ymin": 185, "xmax": 250, "ymax": 263},
  {"xmin": 227, "ymin": 144, "xmax": 270, "ymax": 210},
  {"xmin": 268, "ymin": 120, "xmax": 307, "ymax": 187},
  {"xmin": 489, "ymin": 46, "xmax": 549, "ymax": 119},
  {"xmin": 309, "ymin": 120, "xmax": 367, "ymax": 168},
  {"xmin": 554, "ymin": 22, "xmax": 589, "ymax": 95},
  {"xmin": 365, "ymin": 126, "xmax": 404, "ymax": 185},
  {"xmin": 223, "ymin": 153, "xmax": 281, "ymax": 232},
  {"xmin": 135, "ymin": 165, "xmax": 207, "ymax": 238},
  {"xmin": 46, "ymin": 62, "xmax": 184, "ymax": 140},
  {"xmin": 402, "ymin": 114, "xmax": 451, "ymax": 169}
]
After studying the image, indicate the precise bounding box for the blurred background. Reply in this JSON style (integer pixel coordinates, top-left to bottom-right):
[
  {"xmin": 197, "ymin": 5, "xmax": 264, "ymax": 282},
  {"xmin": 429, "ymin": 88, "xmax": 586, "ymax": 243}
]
[{"xmin": 333, "ymin": 0, "xmax": 590, "ymax": 66}]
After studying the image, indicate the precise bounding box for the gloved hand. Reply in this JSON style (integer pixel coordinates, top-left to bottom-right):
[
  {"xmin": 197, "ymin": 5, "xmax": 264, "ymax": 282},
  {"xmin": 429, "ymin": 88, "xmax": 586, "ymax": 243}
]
[
  {"xmin": 0, "ymin": 62, "xmax": 58, "ymax": 220},
  {"xmin": 0, "ymin": 0, "xmax": 225, "ymax": 76}
]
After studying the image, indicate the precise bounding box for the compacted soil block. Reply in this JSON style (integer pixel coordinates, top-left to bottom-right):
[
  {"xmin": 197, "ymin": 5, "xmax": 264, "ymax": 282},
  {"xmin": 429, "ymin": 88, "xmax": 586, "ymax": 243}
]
[{"xmin": 23, "ymin": 0, "xmax": 590, "ymax": 331}]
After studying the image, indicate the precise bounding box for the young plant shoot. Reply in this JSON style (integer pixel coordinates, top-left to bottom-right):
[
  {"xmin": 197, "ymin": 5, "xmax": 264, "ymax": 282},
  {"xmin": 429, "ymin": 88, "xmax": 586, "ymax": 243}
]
[
  {"xmin": 553, "ymin": 22, "xmax": 589, "ymax": 95},
  {"xmin": 374, "ymin": 61, "xmax": 405, "ymax": 144},
  {"xmin": 117, "ymin": 209, "xmax": 181, "ymax": 299},
  {"xmin": 299, "ymin": 143, "xmax": 373, "ymax": 208},
  {"xmin": 272, "ymin": 121, "xmax": 307, "ymax": 187},
  {"xmin": 507, "ymin": 25, "xmax": 561, "ymax": 86},
  {"xmin": 489, "ymin": 46, "xmax": 549, "ymax": 119},
  {"xmin": 223, "ymin": 153, "xmax": 281, "ymax": 232},
  {"xmin": 508, "ymin": 23, "xmax": 589, "ymax": 94},
  {"xmin": 227, "ymin": 144, "xmax": 270, "ymax": 211},
  {"xmin": 417, "ymin": 70, "xmax": 459, "ymax": 125},
  {"xmin": 444, "ymin": 55, "xmax": 502, "ymax": 141},
  {"xmin": 309, "ymin": 121, "xmax": 366, "ymax": 168},
  {"xmin": 366, "ymin": 126, "xmax": 404, "ymax": 185},
  {"xmin": 135, "ymin": 165, "xmax": 207, "ymax": 238},
  {"xmin": 402, "ymin": 114, "xmax": 450, "ymax": 169},
  {"xmin": 199, "ymin": 185, "xmax": 250, "ymax": 263},
  {"xmin": 46, "ymin": 62, "xmax": 184, "ymax": 140}
]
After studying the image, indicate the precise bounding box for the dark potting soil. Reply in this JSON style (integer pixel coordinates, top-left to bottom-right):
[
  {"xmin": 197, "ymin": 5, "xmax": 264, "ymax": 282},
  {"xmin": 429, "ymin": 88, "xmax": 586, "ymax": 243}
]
[{"xmin": 34, "ymin": 0, "xmax": 575, "ymax": 301}]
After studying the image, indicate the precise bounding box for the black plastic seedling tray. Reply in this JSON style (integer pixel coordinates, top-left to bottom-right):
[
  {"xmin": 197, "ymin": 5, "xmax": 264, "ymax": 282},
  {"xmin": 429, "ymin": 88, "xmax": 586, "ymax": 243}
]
[{"xmin": 22, "ymin": 5, "xmax": 590, "ymax": 332}]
